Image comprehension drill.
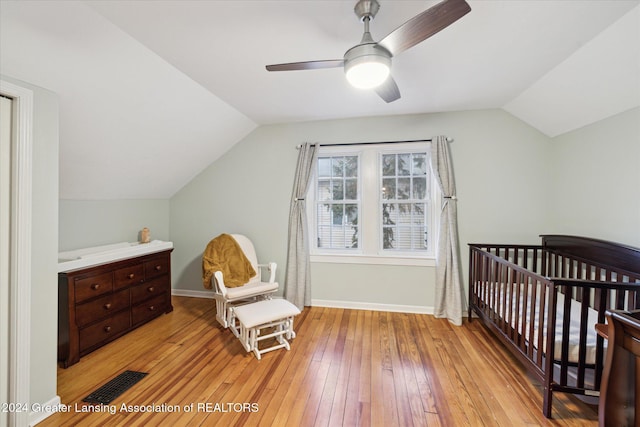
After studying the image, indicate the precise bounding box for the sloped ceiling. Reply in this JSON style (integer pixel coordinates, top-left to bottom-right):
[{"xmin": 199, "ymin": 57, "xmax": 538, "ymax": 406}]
[
  {"xmin": 1, "ymin": 1, "xmax": 638, "ymax": 199},
  {"xmin": 504, "ymin": 5, "xmax": 640, "ymax": 137}
]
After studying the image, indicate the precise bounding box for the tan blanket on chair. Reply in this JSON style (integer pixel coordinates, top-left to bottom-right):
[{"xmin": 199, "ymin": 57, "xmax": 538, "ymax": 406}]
[{"xmin": 202, "ymin": 234, "xmax": 256, "ymax": 289}]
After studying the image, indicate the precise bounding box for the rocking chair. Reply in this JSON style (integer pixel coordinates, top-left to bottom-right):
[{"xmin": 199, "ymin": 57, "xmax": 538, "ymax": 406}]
[{"xmin": 209, "ymin": 234, "xmax": 278, "ymax": 328}]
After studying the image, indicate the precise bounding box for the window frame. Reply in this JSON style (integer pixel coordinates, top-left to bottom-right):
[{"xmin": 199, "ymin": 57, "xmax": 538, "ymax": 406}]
[
  {"xmin": 307, "ymin": 142, "xmax": 440, "ymax": 266},
  {"xmin": 314, "ymin": 153, "xmax": 361, "ymax": 251}
]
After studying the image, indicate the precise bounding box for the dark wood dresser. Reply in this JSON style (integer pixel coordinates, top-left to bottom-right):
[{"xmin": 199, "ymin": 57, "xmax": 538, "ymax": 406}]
[
  {"xmin": 599, "ymin": 310, "xmax": 640, "ymax": 427},
  {"xmin": 58, "ymin": 249, "xmax": 173, "ymax": 367}
]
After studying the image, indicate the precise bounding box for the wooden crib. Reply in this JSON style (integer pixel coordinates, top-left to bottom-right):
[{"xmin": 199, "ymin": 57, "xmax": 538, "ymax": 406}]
[{"xmin": 468, "ymin": 235, "xmax": 640, "ymax": 418}]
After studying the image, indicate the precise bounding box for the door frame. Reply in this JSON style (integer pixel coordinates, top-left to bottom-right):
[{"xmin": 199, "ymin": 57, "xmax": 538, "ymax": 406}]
[{"xmin": 0, "ymin": 79, "xmax": 33, "ymax": 427}]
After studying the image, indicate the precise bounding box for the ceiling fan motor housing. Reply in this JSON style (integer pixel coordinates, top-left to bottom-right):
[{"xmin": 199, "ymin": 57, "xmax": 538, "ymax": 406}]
[
  {"xmin": 344, "ymin": 43, "xmax": 391, "ymax": 67},
  {"xmin": 354, "ymin": 0, "xmax": 381, "ymax": 21}
]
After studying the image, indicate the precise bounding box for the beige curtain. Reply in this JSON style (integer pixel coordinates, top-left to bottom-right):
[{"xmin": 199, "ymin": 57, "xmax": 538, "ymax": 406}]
[
  {"xmin": 284, "ymin": 143, "xmax": 318, "ymax": 309},
  {"xmin": 429, "ymin": 136, "xmax": 464, "ymax": 325}
]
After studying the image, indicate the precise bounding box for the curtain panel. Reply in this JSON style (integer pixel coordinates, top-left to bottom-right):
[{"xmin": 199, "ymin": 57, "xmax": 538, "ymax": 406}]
[
  {"xmin": 284, "ymin": 143, "xmax": 318, "ymax": 309},
  {"xmin": 429, "ymin": 136, "xmax": 464, "ymax": 325}
]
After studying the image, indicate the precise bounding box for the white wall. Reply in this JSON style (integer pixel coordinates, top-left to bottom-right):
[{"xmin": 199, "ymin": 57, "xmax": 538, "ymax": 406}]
[
  {"xmin": 170, "ymin": 109, "xmax": 553, "ymax": 310},
  {"xmin": 549, "ymin": 107, "xmax": 640, "ymax": 246},
  {"xmin": 2, "ymin": 75, "xmax": 59, "ymax": 416},
  {"xmin": 59, "ymin": 199, "xmax": 170, "ymax": 251}
]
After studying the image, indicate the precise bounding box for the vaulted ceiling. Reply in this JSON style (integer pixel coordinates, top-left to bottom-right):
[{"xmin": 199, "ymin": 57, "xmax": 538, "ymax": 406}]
[{"xmin": 1, "ymin": 1, "xmax": 638, "ymax": 199}]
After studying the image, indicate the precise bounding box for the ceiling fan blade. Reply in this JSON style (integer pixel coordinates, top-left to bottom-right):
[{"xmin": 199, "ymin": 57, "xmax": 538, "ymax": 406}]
[
  {"xmin": 378, "ymin": 0, "xmax": 471, "ymax": 56},
  {"xmin": 266, "ymin": 59, "xmax": 345, "ymax": 72},
  {"xmin": 374, "ymin": 76, "xmax": 401, "ymax": 103}
]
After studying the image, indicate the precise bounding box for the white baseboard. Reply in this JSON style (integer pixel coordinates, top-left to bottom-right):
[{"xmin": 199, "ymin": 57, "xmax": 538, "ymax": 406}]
[
  {"xmin": 170, "ymin": 289, "xmax": 434, "ymax": 315},
  {"xmin": 171, "ymin": 289, "xmax": 215, "ymax": 299},
  {"xmin": 311, "ymin": 299, "xmax": 434, "ymax": 314},
  {"xmin": 30, "ymin": 395, "xmax": 61, "ymax": 426}
]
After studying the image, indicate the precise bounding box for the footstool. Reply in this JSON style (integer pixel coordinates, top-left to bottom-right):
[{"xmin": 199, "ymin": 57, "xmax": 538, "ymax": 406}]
[{"xmin": 231, "ymin": 299, "xmax": 301, "ymax": 360}]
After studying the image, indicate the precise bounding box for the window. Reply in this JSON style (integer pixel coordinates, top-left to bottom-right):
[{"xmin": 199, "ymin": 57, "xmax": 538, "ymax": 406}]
[
  {"xmin": 381, "ymin": 152, "xmax": 429, "ymax": 251},
  {"xmin": 316, "ymin": 155, "xmax": 359, "ymax": 249},
  {"xmin": 308, "ymin": 142, "xmax": 439, "ymax": 265}
]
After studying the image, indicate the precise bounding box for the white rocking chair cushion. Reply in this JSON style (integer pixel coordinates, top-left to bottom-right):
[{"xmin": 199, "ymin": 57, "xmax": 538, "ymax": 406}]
[
  {"xmin": 233, "ymin": 299, "xmax": 300, "ymax": 329},
  {"xmin": 225, "ymin": 280, "xmax": 279, "ymax": 301}
]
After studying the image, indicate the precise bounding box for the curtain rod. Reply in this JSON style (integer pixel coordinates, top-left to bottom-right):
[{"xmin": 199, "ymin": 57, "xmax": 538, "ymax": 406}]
[{"xmin": 296, "ymin": 137, "xmax": 452, "ymax": 149}]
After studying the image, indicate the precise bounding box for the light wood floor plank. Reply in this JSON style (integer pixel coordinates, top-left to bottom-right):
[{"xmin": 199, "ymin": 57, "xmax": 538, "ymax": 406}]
[
  {"xmin": 343, "ymin": 310, "xmax": 365, "ymax": 427},
  {"xmin": 387, "ymin": 312, "xmax": 421, "ymax": 427},
  {"xmin": 327, "ymin": 309, "xmax": 358, "ymax": 427},
  {"xmin": 368, "ymin": 311, "xmax": 386, "ymax": 427},
  {"xmin": 39, "ymin": 296, "xmax": 599, "ymax": 427}
]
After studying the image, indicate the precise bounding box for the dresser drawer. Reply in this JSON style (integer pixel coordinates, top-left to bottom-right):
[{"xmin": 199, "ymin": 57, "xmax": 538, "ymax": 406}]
[
  {"xmin": 75, "ymin": 272, "xmax": 113, "ymax": 303},
  {"xmin": 114, "ymin": 263, "xmax": 144, "ymax": 290},
  {"xmin": 132, "ymin": 294, "xmax": 167, "ymax": 326},
  {"xmin": 131, "ymin": 276, "xmax": 169, "ymax": 304},
  {"xmin": 144, "ymin": 255, "xmax": 169, "ymax": 280},
  {"xmin": 75, "ymin": 289, "xmax": 130, "ymax": 327},
  {"xmin": 79, "ymin": 310, "xmax": 130, "ymax": 353}
]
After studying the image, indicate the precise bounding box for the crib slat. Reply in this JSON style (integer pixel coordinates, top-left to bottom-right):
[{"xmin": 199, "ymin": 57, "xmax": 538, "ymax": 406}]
[
  {"xmin": 507, "ymin": 275, "xmax": 513, "ymax": 337},
  {"xmin": 559, "ymin": 285, "xmax": 572, "ymax": 385},
  {"xmin": 616, "ymin": 282, "xmax": 626, "ymax": 309},
  {"xmin": 543, "ymin": 284, "xmax": 557, "ymax": 417},
  {"xmin": 526, "ymin": 279, "xmax": 535, "ymax": 360},
  {"xmin": 514, "ymin": 271, "xmax": 522, "ymax": 346},
  {"xmin": 576, "ymin": 287, "xmax": 591, "ymax": 388},
  {"xmin": 536, "ymin": 281, "xmax": 547, "ymax": 367}
]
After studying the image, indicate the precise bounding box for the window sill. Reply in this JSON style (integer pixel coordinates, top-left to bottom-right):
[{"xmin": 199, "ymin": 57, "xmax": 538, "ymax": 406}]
[{"xmin": 310, "ymin": 254, "xmax": 436, "ymax": 267}]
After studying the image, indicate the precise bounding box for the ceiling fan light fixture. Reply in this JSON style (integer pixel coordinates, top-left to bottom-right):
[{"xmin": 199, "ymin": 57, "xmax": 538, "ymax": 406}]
[
  {"xmin": 344, "ymin": 44, "xmax": 391, "ymax": 89},
  {"xmin": 345, "ymin": 57, "xmax": 390, "ymax": 89}
]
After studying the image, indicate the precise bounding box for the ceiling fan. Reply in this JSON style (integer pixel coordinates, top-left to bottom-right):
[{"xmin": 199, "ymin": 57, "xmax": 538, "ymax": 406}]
[{"xmin": 265, "ymin": 0, "xmax": 471, "ymax": 103}]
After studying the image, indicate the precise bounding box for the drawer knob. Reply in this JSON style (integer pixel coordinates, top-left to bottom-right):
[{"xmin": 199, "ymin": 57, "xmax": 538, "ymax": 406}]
[
  {"xmin": 147, "ymin": 286, "xmax": 155, "ymax": 293},
  {"xmin": 104, "ymin": 303, "xmax": 112, "ymax": 310},
  {"xmin": 104, "ymin": 326, "xmax": 112, "ymax": 333},
  {"xmin": 91, "ymin": 283, "xmax": 100, "ymax": 290},
  {"xmin": 154, "ymin": 265, "xmax": 162, "ymax": 271},
  {"xmin": 128, "ymin": 273, "xmax": 135, "ymax": 279}
]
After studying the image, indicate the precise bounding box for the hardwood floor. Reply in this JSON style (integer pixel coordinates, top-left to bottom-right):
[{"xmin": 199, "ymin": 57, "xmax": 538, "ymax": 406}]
[{"xmin": 40, "ymin": 296, "xmax": 598, "ymax": 426}]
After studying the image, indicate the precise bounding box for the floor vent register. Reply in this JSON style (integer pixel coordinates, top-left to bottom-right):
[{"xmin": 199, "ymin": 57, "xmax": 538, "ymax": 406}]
[{"xmin": 82, "ymin": 370, "xmax": 148, "ymax": 405}]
